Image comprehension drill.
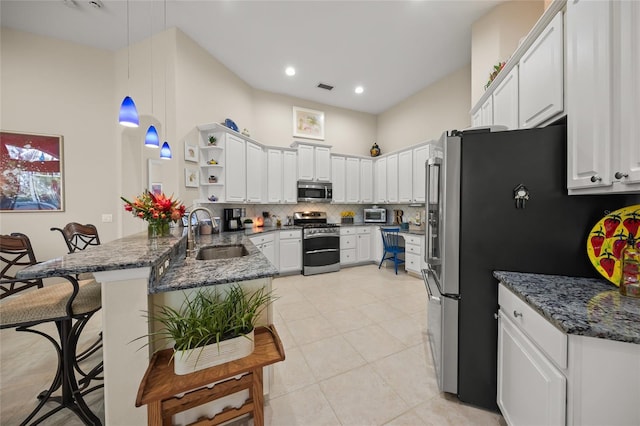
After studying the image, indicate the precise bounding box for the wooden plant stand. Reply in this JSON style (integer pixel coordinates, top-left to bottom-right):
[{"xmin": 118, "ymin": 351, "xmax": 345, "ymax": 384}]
[{"xmin": 136, "ymin": 326, "xmax": 285, "ymax": 426}]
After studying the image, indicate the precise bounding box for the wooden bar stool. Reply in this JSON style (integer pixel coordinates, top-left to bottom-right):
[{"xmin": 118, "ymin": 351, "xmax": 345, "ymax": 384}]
[{"xmin": 136, "ymin": 326, "xmax": 285, "ymax": 426}]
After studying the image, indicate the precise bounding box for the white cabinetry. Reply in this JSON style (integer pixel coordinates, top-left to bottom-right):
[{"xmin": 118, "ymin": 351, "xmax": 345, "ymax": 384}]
[
  {"xmin": 492, "ymin": 66, "xmax": 519, "ymax": 130},
  {"xmin": 198, "ymin": 142, "xmax": 225, "ymax": 203},
  {"xmin": 480, "ymin": 96, "xmax": 494, "ymax": 126},
  {"xmin": 294, "ymin": 143, "xmax": 331, "ymax": 182},
  {"xmin": 374, "ymin": 157, "xmax": 387, "ymax": 204},
  {"xmin": 225, "ymin": 134, "xmax": 246, "ymax": 202},
  {"xmin": 331, "ymin": 156, "xmax": 346, "ymax": 203},
  {"xmin": 249, "ymin": 233, "xmax": 275, "ymax": 267},
  {"xmin": 386, "ymin": 154, "xmax": 399, "ymax": 203},
  {"xmin": 340, "ymin": 227, "xmax": 373, "ymax": 265},
  {"xmin": 398, "ymin": 150, "xmax": 413, "ymax": 203},
  {"xmin": 471, "ymin": 109, "xmax": 482, "ymax": 128},
  {"xmin": 403, "ymin": 234, "xmax": 424, "ymax": 275},
  {"xmin": 345, "ymin": 158, "xmax": 360, "ymax": 203},
  {"xmin": 278, "ymin": 230, "xmax": 301, "ymax": 274},
  {"xmin": 567, "ymin": 0, "xmax": 640, "ymax": 194},
  {"xmin": 360, "ymin": 159, "xmax": 373, "ymax": 203},
  {"xmin": 356, "ymin": 227, "xmax": 372, "ymax": 263},
  {"xmin": 266, "ymin": 149, "xmax": 283, "ymax": 204},
  {"xmin": 518, "ymin": 11, "xmax": 563, "ymax": 128},
  {"xmin": 282, "ymin": 150, "xmax": 297, "ymax": 203},
  {"xmin": 246, "ymin": 141, "xmax": 264, "ymax": 203},
  {"xmin": 412, "ymin": 144, "xmax": 429, "ymax": 204}
]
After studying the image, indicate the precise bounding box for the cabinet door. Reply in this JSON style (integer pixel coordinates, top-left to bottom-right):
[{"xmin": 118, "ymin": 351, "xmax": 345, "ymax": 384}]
[
  {"xmin": 566, "ymin": 0, "xmax": 612, "ymax": 189},
  {"xmin": 618, "ymin": 0, "xmax": 640, "ymax": 186},
  {"xmin": 387, "ymin": 154, "xmax": 399, "ymax": 203},
  {"xmin": 471, "ymin": 109, "xmax": 482, "ymax": 127},
  {"xmin": 480, "ymin": 96, "xmax": 493, "ymax": 126},
  {"xmin": 412, "ymin": 144, "xmax": 428, "ymax": 203},
  {"xmin": 398, "ymin": 150, "xmax": 413, "ymax": 203},
  {"xmin": 375, "ymin": 157, "xmax": 387, "ymax": 203},
  {"xmin": 279, "ymin": 238, "xmax": 301, "ymax": 273},
  {"xmin": 345, "ymin": 157, "xmax": 360, "ymax": 203},
  {"xmin": 297, "ymin": 144, "xmax": 314, "ymax": 181},
  {"xmin": 246, "ymin": 142, "xmax": 264, "ymax": 203},
  {"xmin": 282, "ymin": 150, "xmax": 298, "ymax": 203},
  {"xmin": 497, "ymin": 312, "xmax": 566, "ymax": 426},
  {"xmin": 315, "ymin": 146, "xmax": 331, "ymax": 182},
  {"xmin": 267, "ymin": 149, "xmax": 283, "ymax": 203},
  {"xmin": 360, "ymin": 159, "xmax": 373, "ymax": 203},
  {"xmin": 357, "ymin": 233, "xmax": 371, "ymax": 262},
  {"xmin": 261, "ymin": 241, "xmax": 276, "ymax": 267},
  {"xmin": 331, "ymin": 156, "xmax": 346, "ymax": 203},
  {"xmin": 519, "ymin": 11, "xmax": 563, "ymax": 128},
  {"xmin": 225, "ymin": 134, "xmax": 246, "ymax": 202},
  {"xmin": 493, "ymin": 66, "xmax": 519, "ymax": 130}
]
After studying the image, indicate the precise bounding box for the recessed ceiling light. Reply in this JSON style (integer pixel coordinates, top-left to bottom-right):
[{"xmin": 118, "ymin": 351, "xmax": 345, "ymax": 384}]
[
  {"xmin": 285, "ymin": 67, "xmax": 296, "ymax": 76},
  {"xmin": 355, "ymin": 86, "xmax": 364, "ymax": 94}
]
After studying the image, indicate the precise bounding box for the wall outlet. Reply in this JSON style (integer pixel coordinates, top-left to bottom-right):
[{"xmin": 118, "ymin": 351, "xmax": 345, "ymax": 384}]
[{"xmin": 101, "ymin": 214, "xmax": 113, "ymax": 223}]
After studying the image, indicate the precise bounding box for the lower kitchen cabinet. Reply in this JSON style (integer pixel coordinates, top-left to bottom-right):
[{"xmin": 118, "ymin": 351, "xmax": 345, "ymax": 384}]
[
  {"xmin": 497, "ymin": 283, "xmax": 640, "ymax": 426},
  {"xmin": 249, "ymin": 233, "xmax": 275, "ymax": 267},
  {"xmin": 403, "ymin": 234, "xmax": 424, "ymax": 275},
  {"xmin": 278, "ymin": 230, "xmax": 301, "ymax": 274},
  {"xmin": 340, "ymin": 227, "xmax": 373, "ymax": 266},
  {"xmin": 356, "ymin": 227, "xmax": 372, "ymax": 263}
]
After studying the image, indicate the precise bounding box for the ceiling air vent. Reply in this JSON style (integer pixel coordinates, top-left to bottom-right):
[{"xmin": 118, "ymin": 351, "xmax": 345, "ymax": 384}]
[{"xmin": 317, "ymin": 83, "xmax": 334, "ymax": 91}]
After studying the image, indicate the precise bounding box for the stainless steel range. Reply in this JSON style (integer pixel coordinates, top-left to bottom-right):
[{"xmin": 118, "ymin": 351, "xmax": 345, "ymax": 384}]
[{"xmin": 293, "ymin": 211, "xmax": 340, "ymax": 276}]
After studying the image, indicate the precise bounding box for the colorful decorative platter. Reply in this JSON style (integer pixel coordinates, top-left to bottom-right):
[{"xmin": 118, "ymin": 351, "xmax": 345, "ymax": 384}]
[{"xmin": 586, "ymin": 204, "xmax": 640, "ymax": 285}]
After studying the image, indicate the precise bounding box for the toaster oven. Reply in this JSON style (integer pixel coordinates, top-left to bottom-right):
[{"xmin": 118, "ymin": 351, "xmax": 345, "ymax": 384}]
[{"xmin": 363, "ymin": 208, "xmax": 387, "ymax": 223}]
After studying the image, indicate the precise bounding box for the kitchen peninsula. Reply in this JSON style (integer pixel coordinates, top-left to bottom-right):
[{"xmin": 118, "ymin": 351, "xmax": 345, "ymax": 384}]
[{"xmin": 16, "ymin": 228, "xmax": 278, "ymax": 425}]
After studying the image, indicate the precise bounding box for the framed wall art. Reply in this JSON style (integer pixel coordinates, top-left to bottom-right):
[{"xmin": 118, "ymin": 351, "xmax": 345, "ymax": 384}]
[
  {"xmin": 184, "ymin": 140, "xmax": 198, "ymax": 163},
  {"xmin": 185, "ymin": 167, "xmax": 199, "ymax": 188},
  {"xmin": 0, "ymin": 130, "xmax": 64, "ymax": 212},
  {"xmin": 293, "ymin": 106, "xmax": 325, "ymax": 140}
]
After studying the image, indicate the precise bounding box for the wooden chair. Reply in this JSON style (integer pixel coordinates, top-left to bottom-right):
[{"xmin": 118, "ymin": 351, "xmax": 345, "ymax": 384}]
[
  {"xmin": 378, "ymin": 227, "xmax": 405, "ymax": 274},
  {"xmin": 0, "ymin": 233, "xmax": 103, "ymax": 425},
  {"xmin": 0, "ymin": 233, "xmax": 44, "ymax": 299}
]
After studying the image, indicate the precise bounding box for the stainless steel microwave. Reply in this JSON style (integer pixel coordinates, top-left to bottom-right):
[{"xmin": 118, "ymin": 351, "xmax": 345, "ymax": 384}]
[
  {"xmin": 363, "ymin": 208, "xmax": 387, "ymax": 223},
  {"xmin": 297, "ymin": 181, "xmax": 332, "ymax": 203}
]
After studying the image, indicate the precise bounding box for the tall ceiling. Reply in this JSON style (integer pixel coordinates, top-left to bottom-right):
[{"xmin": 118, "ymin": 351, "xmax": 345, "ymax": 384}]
[{"xmin": 1, "ymin": 0, "xmax": 505, "ymax": 114}]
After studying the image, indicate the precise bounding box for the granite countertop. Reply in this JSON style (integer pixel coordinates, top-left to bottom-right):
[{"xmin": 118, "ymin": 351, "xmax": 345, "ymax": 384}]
[
  {"xmin": 494, "ymin": 271, "xmax": 640, "ymax": 344},
  {"xmin": 17, "ymin": 227, "xmax": 278, "ymax": 294}
]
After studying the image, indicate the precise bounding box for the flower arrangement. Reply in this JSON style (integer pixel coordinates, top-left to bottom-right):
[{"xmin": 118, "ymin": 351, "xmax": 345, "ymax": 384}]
[
  {"xmin": 341, "ymin": 211, "xmax": 355, "ymax": 224},
  {"xmin": 121, "ymin": 190, "xmax": 186, "ymax": 237},
  {"xmin": 485, "ymin": 61, "xmax": 506, "ymax": 90}
]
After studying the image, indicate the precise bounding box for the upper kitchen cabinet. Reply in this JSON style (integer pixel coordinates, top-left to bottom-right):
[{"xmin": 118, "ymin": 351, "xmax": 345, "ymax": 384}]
[
  {"xmin": 398, "ymin": 150, "xmax": 413, "ymax": 203},
  {"xmin": 267, "ymin": 148, "xmax": 298, "ymax": 204},
  {"xmin": 292, "ymin": 142, "xmax": 331, "ymax": 182},
  {"xmin": 246, "ymin": 141, "xmax": 264, "ymax": 203},
  {"xmin": 282, "ymin": 150, "xmax": 298, "ymax": 203},
  {"xmin": 360, "ymin": 159, "xmax": 373, "ymax": 204},
  {"xmin": 492, "ymin": 66, "xmax": 519, "ymax": 130},
  {"xmin": 386, "ymin": 153, "xmax": 399, "ymax": 204},
  {"xmin": 412, "ymin": 143, "xmax": 429, "ymax": 204},
  {"xmin": 331, "ymin": 155, "xmax": 346, "ymax": 203},
  {"xmin": 374, "ymin": 156, "xmax": 387, "ymax": 204},
  {"xmin": 480, "ymin": 96, "xmax": 494, "ymax": 127},
  {"xmin": 225, "ymin": 133, "xmax": 247, "ymax": 202},
  {"xmin": 518, "ymin": 11, "xmax": 563, "ymax": 128},
  {"xmin": 345, "ymin": 157, "xmax": 360, "ymax": 204},
  {"xmin": 566, "ymin": 0, "xmax": 640, "ymax": 194}
]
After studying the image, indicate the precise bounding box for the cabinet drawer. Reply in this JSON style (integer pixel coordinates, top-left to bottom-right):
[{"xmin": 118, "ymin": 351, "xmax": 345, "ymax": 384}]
[
  {"xmin": 279, "ymin": 230, "xmax": 301, "ymax": 240},
  {"xmin": 405, "ymin": 253, "xmax": 421, "ymax": 272},
  {"xmin": 403, "ymin": 234, "xmax": 423, "ymax": 246},
  {"xmin": 249, "ymin": 233, "xmax": 275, "ymax": 245},
  {"xmin": 340, "ymin": 235, "xmax": 356, "ymax": 249},
  {"xmin": 356, "ymin": 227, "xmax": 371, "ymax": 235},
  {"xmin": 499, "ymin": 284, "xmax": 567, "ymax": 368},
  {"xmin": 340, "ymin": 227, "xmax": 356, "ymax": 236},
  {"xmin": 340, "ymin": 248, "xmax": 356, "ymax": 264},
  {"xmin": 405, "ymin": 244, "xmax": 421, "ymax": 255}
]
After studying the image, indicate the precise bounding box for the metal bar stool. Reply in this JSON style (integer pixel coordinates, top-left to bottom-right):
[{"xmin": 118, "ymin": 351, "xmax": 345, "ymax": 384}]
[{"xmin": 0, "ymin": 233, "xmax": 44, "ymax": 298}]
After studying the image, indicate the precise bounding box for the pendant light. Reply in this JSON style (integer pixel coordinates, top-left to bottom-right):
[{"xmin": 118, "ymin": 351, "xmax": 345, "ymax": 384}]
[
  {"xmin": 144, "ymin": 2, "xmax": 159, "ymax": 148},
  {"xmin": 119, "ymin": 0, "xmax": 139, "ymax": 127},
  {"xmin": 159, "ymin": 0, "xmax": 171, "ymax": 160}
]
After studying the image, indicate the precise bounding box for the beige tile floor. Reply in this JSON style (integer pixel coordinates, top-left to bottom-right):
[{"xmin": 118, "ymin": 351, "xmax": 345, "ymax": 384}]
[{"xmin": 0, "ymin": 264, "xmax": 505, "ymax": 425}]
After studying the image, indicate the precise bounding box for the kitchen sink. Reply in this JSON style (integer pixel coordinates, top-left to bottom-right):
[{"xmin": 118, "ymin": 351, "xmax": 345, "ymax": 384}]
[{"xmin": 196, "ymin": 245, "xmax": 249, "ymax": 260}]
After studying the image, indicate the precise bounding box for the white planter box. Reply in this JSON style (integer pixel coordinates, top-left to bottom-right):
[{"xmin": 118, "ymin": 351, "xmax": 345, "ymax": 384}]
[{"xmin": 173, "ymin": 329, "xmax": 255, "ymax": 375}]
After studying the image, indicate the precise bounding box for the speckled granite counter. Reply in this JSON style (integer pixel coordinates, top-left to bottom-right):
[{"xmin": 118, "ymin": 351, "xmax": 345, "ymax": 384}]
[
  {"xmin": 494, "ymin": 271, "xmax": 640, "ymax": 344},
  {"xmin": 17, "ymin": 228, "xmax": 278, "ymax": 294}
]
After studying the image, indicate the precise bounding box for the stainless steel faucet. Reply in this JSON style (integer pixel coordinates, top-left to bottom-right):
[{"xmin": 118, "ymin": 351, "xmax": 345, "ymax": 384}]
[{"xmin": 187, "ymin": 207, "xmax": 215, "ymax": 256}]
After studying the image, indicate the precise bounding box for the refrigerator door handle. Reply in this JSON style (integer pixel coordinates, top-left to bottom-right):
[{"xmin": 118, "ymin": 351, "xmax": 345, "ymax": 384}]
[
  {"xmin": 421, "ymin": 268, "xmax": 440, "ymax": 303},
  {"xmin": 426, "ymin": 265, "xmax": 461, "ymax": 300}
]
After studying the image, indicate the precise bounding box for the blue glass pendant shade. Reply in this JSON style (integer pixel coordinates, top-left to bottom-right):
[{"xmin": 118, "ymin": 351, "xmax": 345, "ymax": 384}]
[
  {"xmin": 145, "ymin": 125, "xmax": 159, "ymax": 148},
  {"xmin": 160, "ymin": 141, "xmax": 172, "ymax": 159},
  {"xmin": 119, "ymin": 96, "xmax": 139, "ymax": 127}
]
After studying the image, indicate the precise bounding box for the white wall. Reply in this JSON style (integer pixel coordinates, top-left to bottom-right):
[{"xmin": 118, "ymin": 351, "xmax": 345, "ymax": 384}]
[
  {"xmin": 470, "ymin": 0, "xmax": 544, "ymax": 106},
  {"xmin": 0, "ymin": 28, "xmax": 118, "ymax": 261},
  {"xmin": 376, "ymin": 66, "xmax": 472, "ymax": 151}
]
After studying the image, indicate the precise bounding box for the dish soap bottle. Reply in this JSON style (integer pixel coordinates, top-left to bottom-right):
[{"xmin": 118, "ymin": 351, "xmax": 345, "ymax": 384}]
[{"xmin": 620, "ymin": 234, "xmax": 640, "ymax": 298}]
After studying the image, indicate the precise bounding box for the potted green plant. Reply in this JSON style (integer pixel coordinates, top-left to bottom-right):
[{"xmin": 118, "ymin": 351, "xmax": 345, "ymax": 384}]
[{"xmin": 144, "ymin": 284, "xmax": 274, "ymax": 375}]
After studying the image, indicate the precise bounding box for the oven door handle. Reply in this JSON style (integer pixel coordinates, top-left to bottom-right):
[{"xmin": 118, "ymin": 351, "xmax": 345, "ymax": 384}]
[
  {"xmin": 304, "ymin": 234, "xmax": 339, "ymax": 239},
  {"xmin": 305, "ymin": 248, "xmax": 339, "ymax": 254}
]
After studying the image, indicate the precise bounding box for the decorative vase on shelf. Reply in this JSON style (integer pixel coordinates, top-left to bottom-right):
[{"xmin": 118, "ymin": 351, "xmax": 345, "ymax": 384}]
[{"xmin": 370, "ymin": 143, "xmax": 380, "ymax": 157}]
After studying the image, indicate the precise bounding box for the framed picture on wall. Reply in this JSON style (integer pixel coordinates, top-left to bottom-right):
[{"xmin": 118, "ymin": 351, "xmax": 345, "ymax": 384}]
[
  {"xmin": 184, "ymin": 140, "xmax": 198, "ymax": 163},
  {"xmin": 150, "ymin": 183, "xmax": 163, "ymax": 195},
  {"xmin": 185, "ymin": 167, "xmax": 199, "ymax": 188},
  {"xmin": 293, "ymin": 106, "xmax": 325, "ymax": 140},
  {"xmin": 0, "ymin": 130, "xmax": 65, "ymax": 212}
]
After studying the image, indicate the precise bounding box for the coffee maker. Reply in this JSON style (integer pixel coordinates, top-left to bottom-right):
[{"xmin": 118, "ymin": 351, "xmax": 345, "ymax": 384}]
[{"xmin": 223, "ymin": 208, "xmax": 245, "ymax": 232}]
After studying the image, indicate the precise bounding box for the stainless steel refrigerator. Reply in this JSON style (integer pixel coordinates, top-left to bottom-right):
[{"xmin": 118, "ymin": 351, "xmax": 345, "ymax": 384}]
[{"xmin": 421, "ymin": 122, "xmax": 639, "ymax": 411}]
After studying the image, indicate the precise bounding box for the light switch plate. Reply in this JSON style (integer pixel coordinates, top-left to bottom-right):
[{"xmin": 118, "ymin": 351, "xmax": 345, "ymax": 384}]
[{"xmin": 101, "ymin": 214, "xmax": 113, "ymax": 223}]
